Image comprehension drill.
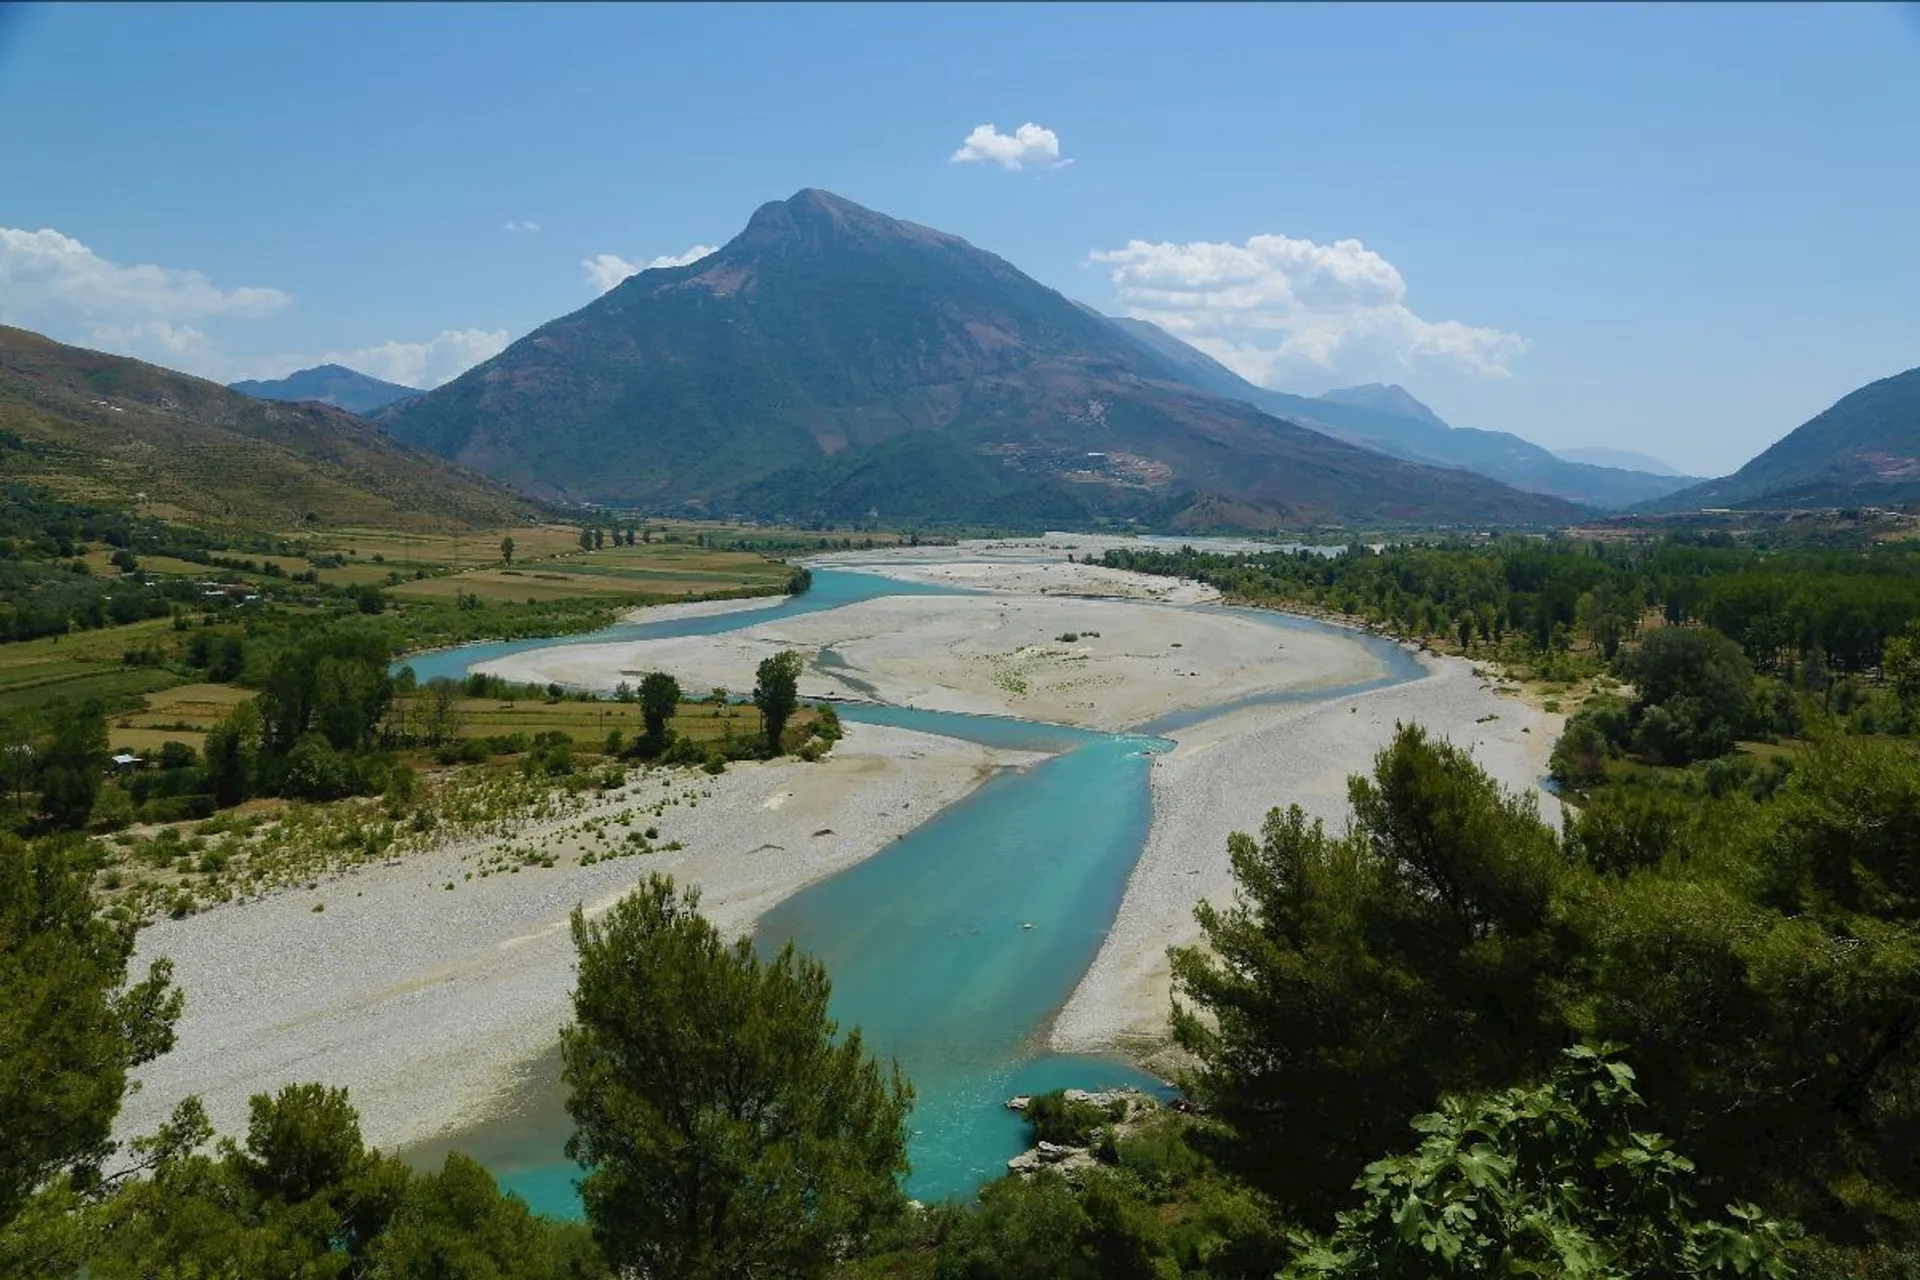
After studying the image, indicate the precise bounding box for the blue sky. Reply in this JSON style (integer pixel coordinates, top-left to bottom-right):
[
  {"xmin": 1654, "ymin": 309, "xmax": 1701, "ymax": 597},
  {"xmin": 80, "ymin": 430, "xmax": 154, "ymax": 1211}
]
[{"xmin": 2, "ymin": 2, "xmax": 1916, "ymax": 476}]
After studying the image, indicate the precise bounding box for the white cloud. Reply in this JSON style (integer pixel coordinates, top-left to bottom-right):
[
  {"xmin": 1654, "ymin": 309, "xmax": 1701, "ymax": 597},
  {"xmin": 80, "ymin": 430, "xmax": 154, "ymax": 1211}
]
[
  {"xmin": 581, "ymin": 244, "xmax": 718, "ymax": 293},
  {"xmin": 0, "ymin": 225, "xmax": 296, "ymax": 377},
  {"xmin": 87, "ymin": 321, "xmax": 215, "ymax": 358},
  {"xmin": 502, "ymin": 220, "xmax": 541, "ymax": 233},
  {"xmin": 1089, "ymin": 232, "xmax": 1526, "ymax": 387},
  {"xmin": 320, "ymin": 328, "xmax": 510, "ymax": 390},
  {"xmin": 0, "ymin": 226, "xmax": 291, "ymax": 329},
  {"xmin": 950, "ymin": 122, "xmax": 1070, "ymax": 171},
  {"xmin": 0, "ymin": 225, "xmax": 507, "ymax": 392}
]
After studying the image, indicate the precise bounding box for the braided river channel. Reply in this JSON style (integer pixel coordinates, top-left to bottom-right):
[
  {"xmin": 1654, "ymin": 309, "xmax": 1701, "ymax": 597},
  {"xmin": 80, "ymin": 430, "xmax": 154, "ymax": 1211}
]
[{"xmin": 400, "ymin": 563, "xmax": 1422, "ymax": 1213}]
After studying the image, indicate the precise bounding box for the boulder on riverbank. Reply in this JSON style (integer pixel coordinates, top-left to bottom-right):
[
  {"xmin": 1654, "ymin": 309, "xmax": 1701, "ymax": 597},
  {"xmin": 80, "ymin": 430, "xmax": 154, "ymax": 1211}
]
[{"xmin": 1003, "ymin": 1086, "xmax": 1164, "ymax": 1181}]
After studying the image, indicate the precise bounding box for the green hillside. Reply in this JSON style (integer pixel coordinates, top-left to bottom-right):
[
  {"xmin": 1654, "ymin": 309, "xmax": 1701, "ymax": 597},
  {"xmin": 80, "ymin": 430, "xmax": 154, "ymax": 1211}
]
[
  {"xmin": 1653, "ymin": 365, "xmax": 1920, "ymax": 510},
  {"xmin": 0, "ymin": 326, "xmax": 537, "ymax": 532}
]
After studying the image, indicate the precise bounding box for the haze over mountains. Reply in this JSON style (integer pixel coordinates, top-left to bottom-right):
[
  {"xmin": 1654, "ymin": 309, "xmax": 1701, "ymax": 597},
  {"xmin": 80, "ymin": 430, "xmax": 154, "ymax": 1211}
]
[
  {"xmin": 231, "ymin": 364, "xmax": 422, "ymax": 414},
  {"xmin": 1088, "ymin": 311, "xmax": 1700, "ymax": 507},
  {"xmin": 376, "ymin": 189, "xmax": 1594, "ymax": 530},
  {"xmin": 1553, "ymin": 446, "xmax": 1685, "ymax": 477},
  {"xmin": 0, "ymin": 326, "xmax": 532, "ymax": 530}
]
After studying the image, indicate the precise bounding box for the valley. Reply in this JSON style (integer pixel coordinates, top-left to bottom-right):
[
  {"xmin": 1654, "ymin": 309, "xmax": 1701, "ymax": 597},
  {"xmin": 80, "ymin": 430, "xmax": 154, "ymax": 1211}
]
[{"xmin": 106, "ymin": 546, "xmax": 1558, "ymax": 1209}]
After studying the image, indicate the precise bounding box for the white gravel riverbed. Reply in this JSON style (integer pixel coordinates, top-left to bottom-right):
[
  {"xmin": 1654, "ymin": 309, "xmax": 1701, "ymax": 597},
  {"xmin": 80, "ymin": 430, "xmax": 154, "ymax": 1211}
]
[
  {"xmin": 118, "ymin": 722, "xmax": 1047, "ymax": 1155},
  {"xmin": 1049, "ymin": 651, "xmax": 1563, "ymax": 1063}
]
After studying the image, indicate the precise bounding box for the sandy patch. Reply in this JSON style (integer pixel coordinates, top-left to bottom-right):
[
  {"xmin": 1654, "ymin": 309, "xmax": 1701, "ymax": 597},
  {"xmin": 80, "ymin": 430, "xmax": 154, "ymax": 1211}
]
[
  {"xmin": 1049, "ymin": 654, "xmax": 1564, "ymax": 1063},
  {"xmin": 475, "ymin": 592, "xmax": 1386, "ymax": 733}
]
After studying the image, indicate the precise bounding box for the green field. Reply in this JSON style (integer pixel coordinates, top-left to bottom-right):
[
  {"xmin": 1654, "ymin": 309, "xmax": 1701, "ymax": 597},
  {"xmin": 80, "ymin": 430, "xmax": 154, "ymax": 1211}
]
[
  {"xmin": 412, "ymin": 693, "xmax": 809, "ymax": 749},
  {"xmin": 0, "ymin": 618, "xmax": 190, "ymax": 716}
]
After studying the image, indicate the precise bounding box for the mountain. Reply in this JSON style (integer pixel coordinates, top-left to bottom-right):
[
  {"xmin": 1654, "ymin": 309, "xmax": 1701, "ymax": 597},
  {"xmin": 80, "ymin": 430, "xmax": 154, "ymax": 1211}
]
[
  {"xmin": 1649, "ymin": 366, "xmax": 1920, "ymax": 511},
  {"xmin": 0, "ymin": 326, "xmax": 535, "ymax": 530},
  {"xmin": 1083, "ymin": 316, "xmax": 1699, "ymax": 509},
  {"xmin": 376, "ymin": 189, "xmax": 1583, "ymax": 531},
  {"xmin": 1318, "ymin": 383, "xmax": 1450, "ymax": 431},
  {"xmin": 231, "ymin": 364, "xmax": 421, "ymax": 414},
  {"xmin": 1553, "ymin": 446, "xmax": 1684, "ymax": 476}
]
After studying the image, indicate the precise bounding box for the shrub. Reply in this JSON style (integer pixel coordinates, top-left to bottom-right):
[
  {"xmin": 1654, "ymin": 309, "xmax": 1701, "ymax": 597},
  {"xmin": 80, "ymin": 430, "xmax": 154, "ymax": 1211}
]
[{"xmin": 1024, "ymin": 1090, "xmax": 1123, "ymax": 1147}]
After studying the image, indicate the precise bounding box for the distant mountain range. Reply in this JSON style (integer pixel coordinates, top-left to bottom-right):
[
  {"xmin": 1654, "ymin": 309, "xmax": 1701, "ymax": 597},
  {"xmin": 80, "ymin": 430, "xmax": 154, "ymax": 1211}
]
[
  {"xmin": 1648, "ymin": 365, "xmax": 1920, "ymax": 511},
  {"xmin": 1087, "ymin": 311, "xmax": 1701, "ymax": 508},
  {"xmin": 0, "ymin": 326, "xmax": 533, "ymax": 530},
  {"xmin": 1552, "ymin": 446, "xmax": 1685, "ymax": 477},
  {"xmin": 231, "ymin": 364, "xmax": 421, "ymax": 414},
  {"xmin": 375, "ymin": 189, "xmax": 1584, "ymax": 531}
]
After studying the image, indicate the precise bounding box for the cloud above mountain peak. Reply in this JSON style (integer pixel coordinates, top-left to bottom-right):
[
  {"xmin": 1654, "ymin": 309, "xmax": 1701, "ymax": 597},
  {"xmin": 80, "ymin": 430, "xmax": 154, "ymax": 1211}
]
[
  {"xmin": 1090, "ymin": 231, "xmax": 1525, "ymax": 388},
  {"xmin": 950, "ymin": 122, "xmax": 1070, "ymax": 171}
]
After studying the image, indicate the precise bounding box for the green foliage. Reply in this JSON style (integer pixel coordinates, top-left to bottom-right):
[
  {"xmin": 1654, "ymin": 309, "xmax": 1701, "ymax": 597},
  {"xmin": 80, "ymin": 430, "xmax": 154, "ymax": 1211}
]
[
  {"xmin": 257, "ymin": 624, "xmax": 394, "ymax": 754},
  {"xmin": 202, "ymin": 698, "xmax": 261, "ymax": 807},
  {"xmin": 1622, "ymin": 626, "xmax": 1755, "ymax": 764},
  {"xmin": 754, "ymin": 649, "xmax": 805, "ymax": 756},
  {"xmin": 1760, "ymin": 733, "xmax": 1920, "ymax": 923},
  {"xmin": 638, "ymin": 670, "xmax": 680, "ymax": 752},
  {"xmin": 1279, "ymin": 1047, "xmax": 1796, "ymax": 1279},
  {"xmin": 370, "ymin": 1151, "xmax": 607, "ymax": 1278},
  {"xmin": 0, "ymin": 835, "xmax": 180, "ymax": 1230},
  {"xmin": 1564, "ymin": 784, "xmax": 1699, "ymax": 876},
  {"xmin": 1881, "ymin": 622, "xmax": 1920, "ymax": 732},
  {"xmin": 82, "ymin": 1082, "xmax": 599, "ymax": 1279},
  {"xmin": 923, "ymin": 1117, "xmax": 1287, "ymax": 1280},
  {"xmin": 1178, "ymin": 717, "xmax": 1920, "ymax": 1248},
  {"xmin": 1022, "ymin": 1091, "xmax": 1123, "ymax": 1148},
  {"xmin": 36, "ymin": 697, "xmax": 107, "ymax": 829},
  {"xmin": 562, "ymin": 874, "xmax": 912, "ymax": 1279},
  {"xmin": 1172, "ymin": 724, "xmax": 1571, "ymax": 1222},
  {"xmin": 1103, "ymin": 533, "xmax": 1920, "ymax": 678}
]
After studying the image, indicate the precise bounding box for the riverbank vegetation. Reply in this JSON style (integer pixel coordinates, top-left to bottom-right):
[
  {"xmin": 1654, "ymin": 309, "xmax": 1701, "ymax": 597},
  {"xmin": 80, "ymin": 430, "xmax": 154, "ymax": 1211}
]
[
  {"xmin": 0, "ymin": 472, "xmax": 852, "ymax": 922},
  {"xmin": 9, "ymin": 711, "xmax": 1915, "ymax": 1275}
]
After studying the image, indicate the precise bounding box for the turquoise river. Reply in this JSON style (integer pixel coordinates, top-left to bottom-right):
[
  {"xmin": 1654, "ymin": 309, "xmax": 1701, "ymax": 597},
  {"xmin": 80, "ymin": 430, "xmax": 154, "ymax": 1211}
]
[{"xmin": 399, "ymin": 565, "xmax": 1422, "ymax": 1214}]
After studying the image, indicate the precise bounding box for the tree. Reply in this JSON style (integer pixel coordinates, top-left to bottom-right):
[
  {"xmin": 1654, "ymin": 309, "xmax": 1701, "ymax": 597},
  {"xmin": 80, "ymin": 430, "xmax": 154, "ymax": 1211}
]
[
  {"xmin": 1621, "ymin": 626, "xmax": 1752, "ymax": 764},
  {"xmin": 1170, "ymin": 724, "xmax": 1569, "ymax": 1222},
  {"xmin": 500, "ymin": 536, "xmax": 516, "ymax": 566},
  {"xmin": 579, "ymin": 528, "xmax": 594, "ymax": 553},
  {"xmin": 753, "ymin": 650, "xmax": 804, "ymax": 756},
  {"xmin": 86, "ymin": 1083, "xmax": 413, "ymax": 1277},
  {"xmin": 638, "ymin": 672, "xmax": 680, "ymax": 753},
  {"xmin": 422, "ymin": 678, "xmax": 465, "ymax": 746},
  {"xmin": 202, "ymin": 699, "xmax": 260, "ymax": 807},
  {"xmin": 1280, "ymin": 1047, "xmax": 1793, "ymax": 1279},
  {"xmin": 37, "ymin": 699, "xmax": 108, "ymax": 829},
  {"xmin": 561, "ymin": 875, "xmax": 911, "ymax": 1279},
  {"xmin": 592, "ymin": 527, "xmax": 605, "ymax": 551},
  {"xmin": 1884, "ymin": 623, "xmax": 1920, "ymax": 727},
  {"xmin": 369, "ymin": 1151, "xmax": 607, "ymax": 1278},
  {"xmin": 0, "ymin": 836, "xmax": 181, "ymax": 1231},
  {"xmin": 257, "ymin": 627, "xmax": 394, "ymax": 755}
]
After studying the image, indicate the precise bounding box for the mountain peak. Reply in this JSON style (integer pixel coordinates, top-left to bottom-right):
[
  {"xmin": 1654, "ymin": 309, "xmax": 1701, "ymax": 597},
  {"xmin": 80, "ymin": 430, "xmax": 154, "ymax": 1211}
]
[
  {"xmin": 1317, "ymin": 383, "xmax": 1450, "ymax": 430},
  {"xmin": 736, "ymin": 188, "xmax": 957, "ymax": 255},
  {"xmin": 229, "ymin": 363, "xmax": 420, "ymax": 413}
]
